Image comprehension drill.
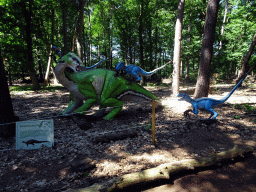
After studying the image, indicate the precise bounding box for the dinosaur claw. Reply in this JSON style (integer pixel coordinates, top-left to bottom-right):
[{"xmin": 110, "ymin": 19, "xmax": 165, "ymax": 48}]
[{"xmin": 184, "ymin": 109, "xmax": 192, "ymax": 118}]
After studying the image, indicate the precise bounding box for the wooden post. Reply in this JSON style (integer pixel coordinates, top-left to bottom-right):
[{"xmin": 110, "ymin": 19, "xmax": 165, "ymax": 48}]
[{"xmin": 152, "ymin": 100, "xmax": 156, "ymax": 145}]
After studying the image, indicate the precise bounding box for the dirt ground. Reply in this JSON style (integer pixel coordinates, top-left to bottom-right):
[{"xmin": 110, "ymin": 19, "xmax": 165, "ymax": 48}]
[{"xmin": 0, "ymin": 81, "xmax": 256, "ymax": 191}]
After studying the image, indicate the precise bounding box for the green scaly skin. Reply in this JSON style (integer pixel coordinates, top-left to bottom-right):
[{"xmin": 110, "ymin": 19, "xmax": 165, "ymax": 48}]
[{"xmin": 63, "ymin": 69, "xmax": 158, "ymax": 121}]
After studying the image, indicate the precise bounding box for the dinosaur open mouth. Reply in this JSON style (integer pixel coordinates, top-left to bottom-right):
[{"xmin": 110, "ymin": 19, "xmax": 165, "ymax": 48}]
[
  {"xmin": 76, "ymin": 66, "xmax": 80, "ymax": 72},
  {"xmin": 65, "ymin": 65, "xmax": 80, "ymax": 73},
  {"xmin": 65, "ymin": 67, "xmax": 76, "ymax": 74}
]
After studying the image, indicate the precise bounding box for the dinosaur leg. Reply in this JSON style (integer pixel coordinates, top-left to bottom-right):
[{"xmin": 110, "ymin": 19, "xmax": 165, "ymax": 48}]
[
  {"xmin": 207, "ymin": 108, "xmax": 218, "ymax": 119},
  {"xmin": 208, "ymin": 112, "xmax": 214, "ymax": 119},
  {"xmin": 133, "ymin": 74, "xmax": 141, "ymax": 81},
  {"xmin": 74, "ymin": 98, "xmax": 98, "ymax": 115},
  {"xmin": 101, "ymin": 98, "xmax": 124, "ymax": 121},
  {"xmin": 63, "ymin": 96, "xmax": 83, "ymax": 115},
  {"xmin": 185, "ymin": 107, "xmax": 198, "ymax": 118}
]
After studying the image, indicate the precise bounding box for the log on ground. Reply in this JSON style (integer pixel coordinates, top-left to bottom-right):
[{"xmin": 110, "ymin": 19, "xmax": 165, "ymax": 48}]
[{"xmin": 64, "ymin": 145, "xmax": 254, "ymax": 192}]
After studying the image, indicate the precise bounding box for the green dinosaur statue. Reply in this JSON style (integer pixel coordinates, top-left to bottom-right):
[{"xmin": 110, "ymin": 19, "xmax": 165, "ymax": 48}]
[{"xmin": 55, "ymin": 53, "xmax": 159, "ymax": 120}]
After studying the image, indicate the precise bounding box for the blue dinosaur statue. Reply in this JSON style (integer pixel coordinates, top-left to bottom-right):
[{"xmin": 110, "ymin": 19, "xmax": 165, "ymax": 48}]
[
  {"xmin": 115, "ymin": 60, "xmax": 172, "ymax": 81},
  {"xmin": 178, "ymin": 67, "xmax": 253, "ymax": 120},
  {"xmin": 53, "ymin": 46, "xmax": 62, "ymax": 57},
  {"xmin": 51, "ymin": 46, "xmax": 109, "ymax": 71}
]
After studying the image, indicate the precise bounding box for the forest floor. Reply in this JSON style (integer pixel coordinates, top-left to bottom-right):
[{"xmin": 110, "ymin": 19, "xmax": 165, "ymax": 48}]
[{"xmin": 1, "ymin": 80, "xmax": 256, "ymax": 192}]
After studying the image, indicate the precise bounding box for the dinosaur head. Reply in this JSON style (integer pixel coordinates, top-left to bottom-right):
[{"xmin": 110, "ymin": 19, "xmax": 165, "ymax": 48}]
[
  {"xmin": 59, "ymin": 52, "xmax": 82, "ymax": 73},
  {"xmin": 54, "ymin": 52, "xmax": 83, "ymax": 91},
  {"xmin": 177, "ymin": 93, "xmax": 190, "ymax": 101},
  {"xmin": 114, "ymin": 62, "xmax": 125, "ymax": 77}
]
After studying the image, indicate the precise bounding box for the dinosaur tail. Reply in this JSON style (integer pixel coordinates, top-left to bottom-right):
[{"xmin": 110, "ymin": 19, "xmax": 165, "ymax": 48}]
[
  {"xmin": 220, "ymin": 67, "xmax": 253, "ymax": 103},
  {"xmin": 86, "ymin": 58, "xmax": 109, "ymax": 69},
  {"xmin": 142, "ymin": 60, "xmax": 172, "ymax": 76}
]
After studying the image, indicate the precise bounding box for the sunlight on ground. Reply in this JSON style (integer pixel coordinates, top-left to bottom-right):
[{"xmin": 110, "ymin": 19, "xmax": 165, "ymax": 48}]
[{"xmin": 161, "ymin": 97, "xmax": 191, "ymax": 114}]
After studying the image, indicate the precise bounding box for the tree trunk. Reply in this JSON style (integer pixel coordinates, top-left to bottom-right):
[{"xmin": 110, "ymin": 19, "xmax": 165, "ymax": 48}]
[
  {"xmin": 148, "ymin": 19, "xmax": 153, "ymax": 71},
  {"xmin": 44, "ymin": 9, "xmax": 55, "ymax": 86},
  {"xmin": 185, "ymin": 0, "xmax": 193, "ymax": 80},
  {"xmin": 38, "ymin": 57, "xmax": 44, "ymax": 83},
  {"xmin": 8, "ymin": 65, "xmax": 12, "ymax": 86},
  {"xmin": 139, "ymin": 1, "xmax": 145, "ymax": 85},
  {"xmin": 236, "ymin": 33, "xmax": 256, "ymax": 84},
  {"xmin": 76, "ymin": 0, "xmax": 85, "ymax": 60},
  {"xmin": 193, "ymin": 0, "xmax": 219, "ymax": 99},
  {"xmin": 216, "ymin": 0, "xmax": 228, "ymax": 68},
  {"xmin": 172, "ymin": 0, "xmax": 185, "ymax": 96},
  {"xmin": 45, "ymin": 45, "xmax": 53, "ymax": 85},
  {"xmin": 62, "ymin": 5, "xmax": 68, "ymax": 55},
  {"xmin": 69, "ymin": 145, "xmax": 253, "ymax": 192},
  {"xmin": 0, "ymin": 49, "xmax": 19, "ymax": 138},
  {"xmin": 23, "ymin": 0, "xmax": 40, "ymax": 90}
]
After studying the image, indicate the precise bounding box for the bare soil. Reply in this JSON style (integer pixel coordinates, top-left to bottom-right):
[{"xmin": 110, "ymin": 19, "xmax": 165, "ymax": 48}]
[{"xmin": 0, "ymin": 82, "xmax": 256, "ymax": 192}]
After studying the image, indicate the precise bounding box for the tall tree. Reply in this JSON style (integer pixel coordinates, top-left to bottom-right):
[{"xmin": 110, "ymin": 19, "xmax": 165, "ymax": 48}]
[
  {"xmin": 172, "ymin": 0, "xmax": 185, "ymax": 96},
  {"xmin": 193, "ymin": 0, "xmax": 220, "ymax": 99},
  {"xmin": 22, "ymin": 0, "xmax": 41, "ymax": 90},
  {"xmin": 139, "ymin": 0, "xmax": 145, "ymax": 85},
  {"xmin": 0, "ymin": 48, "xmax": 18, "ymax": 138},
  {"xmin": 216, "ymin": 0, "xmax": 228, "ymax": 68},
  {"xmin": 75, "ymin": 0, "xmax": 86, "ymax": 60},
  {"xmin": 62, "ymin": 3, "xmax": 68, "ymax": 55}
]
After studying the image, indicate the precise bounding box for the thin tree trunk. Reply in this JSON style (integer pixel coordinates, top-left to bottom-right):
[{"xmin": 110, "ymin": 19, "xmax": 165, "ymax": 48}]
[
  {"xmin": 38, "ymin": 56, "xmax": 44, "ymax": 83},
  {"xmin": 110, "ymin": 32, "xmax": 113, "ymax": 69},
  {"xmin": 62, "ymin": 5, "xmax": 68, "ymax": 55},
  {"xmin": 8, "ymin": 65, "xmax": 12, "ymax": 86},
  {"xmin": 149, "ymin": 19, "xmax": 153, "ymax": 70},
  {"xmin": 193, "ymin": 0, "xmax": 220, "ymax": 99},
  {"xmin": 185, "ymin": 0, "xmax": 193, "ymax": 80},
  {"xmin": 236, "ymin": 33, "xmax": 256, "ymax": 84},
  {"xmin": 45, "ymin": 9, "xmax": 55, "ymax": 86},
  {"xmin": 172, "ymin": 0, "xmax": 185, "ymax": 96},
  {"xmin": 45, "ymin": 46, "xmax": 52, "ymax": 85},
  {"xmin": 6, "ymin": 58, "xmax": 12, "ymax": 86},
  {"xmin": 76, "ymin": 0, "xmax": 85, "ymax": 60},
  {"xmin": 88, "ymin": 9, "xmax": 92, "ymax": 66},
  {"xmin": 139, "ymin": 1, "xmax": 145, "ymax": 85},
  {"xmin": 23, "ymin": 0, "xmax": 40, "ymax": 90},
  {"xmin": 216, "ymin": 0, "xmax": 228, "ymax": 67}
]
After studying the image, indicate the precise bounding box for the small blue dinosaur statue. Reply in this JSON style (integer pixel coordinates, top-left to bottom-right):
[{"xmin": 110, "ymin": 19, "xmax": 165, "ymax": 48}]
[
  {"xmin": 51, "ymin": 46, "xmax": 109, "ymax": 71},
  {"xmin": 115, "ymin": 60, "xmax": 172, "ymax": 81},
  {"xmin": 178, "ymin": 67, "xmax": 253, "ymax": 120}
]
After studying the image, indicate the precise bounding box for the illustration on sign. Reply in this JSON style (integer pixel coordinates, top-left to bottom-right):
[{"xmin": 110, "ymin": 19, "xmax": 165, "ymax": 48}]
[{"xmin": 16, "ymin": 119, "xmax": 54, "ymax": 150}]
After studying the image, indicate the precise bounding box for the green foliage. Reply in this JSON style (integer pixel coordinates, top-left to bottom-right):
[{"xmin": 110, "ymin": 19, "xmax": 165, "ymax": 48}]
[
  {"xmin": 0, "ymin": 0, "xmax": 255, "ymax": 83},
  {"xmin": 234, "ymin": 115, "xmax": 241, "ymax": 119},
  {"xmin": 82, "ymin": 172, "xmax": 90, "ymax": 177},
  {"xmin": 233, "ymin": 103, "xmax": 256, "ymax": 114},
  {"xmin": 144, "ymin": 122, "xmax": 152, "ymax": 131},
  {"xmin": 243, "ymin": 104, "xmax": 256, "ymax": 114}
]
